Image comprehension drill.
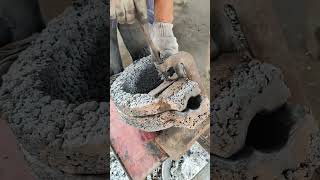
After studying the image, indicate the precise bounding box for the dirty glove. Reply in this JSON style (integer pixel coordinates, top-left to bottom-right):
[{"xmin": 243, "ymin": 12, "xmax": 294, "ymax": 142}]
[
  {"xmin": 110, "ymin": 0, "xmax": 148, "ymax": 24},
  {"xmin": 150, "ymin": 22, "xmax": 179, "ymax": 60}
]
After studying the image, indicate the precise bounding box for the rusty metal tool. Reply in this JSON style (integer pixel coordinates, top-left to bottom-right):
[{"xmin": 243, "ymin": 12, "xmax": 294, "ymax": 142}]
[{"xmin": 138, "ymin": 21, "xmax": 162, "ymax": 65}]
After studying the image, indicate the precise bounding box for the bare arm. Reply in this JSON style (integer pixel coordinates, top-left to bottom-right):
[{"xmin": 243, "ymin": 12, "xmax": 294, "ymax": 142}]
[{"xmin": 154, "ymin": 0, "xmax": 174, "ymax": 23}]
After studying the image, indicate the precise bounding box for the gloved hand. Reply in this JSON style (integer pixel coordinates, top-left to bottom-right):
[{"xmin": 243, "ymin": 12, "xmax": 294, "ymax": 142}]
[
  {"xmin": 110, "ymin": 0, "xmax": 148, "ymax": 24},
  {"xmin": 150, "ymin": 22, "xmax": 179, "ymax": 60}
]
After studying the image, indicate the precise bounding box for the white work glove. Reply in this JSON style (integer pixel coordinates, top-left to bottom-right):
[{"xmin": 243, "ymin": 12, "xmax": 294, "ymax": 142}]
[
  {"xmin": 110, "ymin": 0, "xmax": 148, "ymax": 24},
  {"xmin": 150, "ymin": 22, "xmax": 179, "ymax": 60}
]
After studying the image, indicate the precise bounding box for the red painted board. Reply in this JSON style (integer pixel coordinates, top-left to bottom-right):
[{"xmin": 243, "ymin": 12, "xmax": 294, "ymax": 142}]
[{"xmin": 110, "ymin": 101, "xmax": 168, "ymax": 180}]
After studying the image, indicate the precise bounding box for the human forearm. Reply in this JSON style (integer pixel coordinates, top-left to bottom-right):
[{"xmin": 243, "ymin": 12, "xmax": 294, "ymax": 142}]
[{"xmin": 154, "ymin": 0, "xmax": 174, "ymax": 23}]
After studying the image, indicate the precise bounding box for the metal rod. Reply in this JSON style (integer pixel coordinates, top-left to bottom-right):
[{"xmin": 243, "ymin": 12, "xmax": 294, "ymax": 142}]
[{"xmin": 138, "ymin": 21, "xmax": 162, "ymax": 64}]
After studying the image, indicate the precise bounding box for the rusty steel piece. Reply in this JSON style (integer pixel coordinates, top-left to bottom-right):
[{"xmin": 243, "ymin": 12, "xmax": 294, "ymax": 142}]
[
  {"xmin": 117, "ymin": 95, "xmax": 209, "ymax": 132},
  {"xmin": 111, "ymin": 58, "xmax": 202, "ymax": 117},
  {"xmin": 211, "ymin": 105, "xmax": 320, "ymax": 180},
  {"xmin": 110, "ymin": 55, "xmax": 209, "ymax": 132},
  {"xmin": 138, "ymin": 21, "xmax": 162, "ymax": 65},
  {"xmin": 157, "ymin": 51, "xmax": 205, "ymax": 93}
]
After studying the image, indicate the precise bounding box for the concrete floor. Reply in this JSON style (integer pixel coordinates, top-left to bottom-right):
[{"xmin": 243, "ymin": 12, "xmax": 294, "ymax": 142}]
[
  {"xmin": 265, "ymin": 0, "xmax": 320, "ymax": 124},
  {"xmin": 271, "ymin": 0, "xmax": 320, "ymax": 124},
  {"xmin": 173, "ymin": 0, "xmax": 210, "ymax": 94}
]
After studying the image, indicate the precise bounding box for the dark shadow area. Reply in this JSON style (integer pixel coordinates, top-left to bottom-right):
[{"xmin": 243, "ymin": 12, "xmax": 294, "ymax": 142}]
[
  {"xmin": 38, "ymin": 37, "xmax": 108, "ymax": 104},
  {"xmin": 123, "ymin": 64, "xmax": 163, "ymax": 94},
  {"xmin": 186, "ymin": 95, "xmax": 202, "ymax": 110},
  {"xmin": 246, "ymin": 105, "xmax": 293, "ymax": 153}
]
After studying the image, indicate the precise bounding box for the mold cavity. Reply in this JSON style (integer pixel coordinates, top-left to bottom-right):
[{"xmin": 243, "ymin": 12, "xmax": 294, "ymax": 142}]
[
  {"xmin": 38, "ymin": 36, "xmax": 108, "ymax": 104},
  {"xmin": 227, "ymin": 146, "xmax": 254, "ymax": 160},
  {"xmin": 123, "ymin": 65, "xmax": 163, "ymax": 94},
  {"xmin": 166, "ymin": 67, "xmax": 175, "ymax": 77},
  {"xmin": 245, "ymin": 105, "xmax": 293, "ymax": 153},
  {"xmin": 186, "ymin": 95, "xmax": 202, "ymax": 110}
]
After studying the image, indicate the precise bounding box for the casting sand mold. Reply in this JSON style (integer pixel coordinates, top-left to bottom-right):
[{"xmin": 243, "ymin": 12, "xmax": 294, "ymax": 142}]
[
  {"xmin": 211, "ymin": 60, "xmax": 291, "ymax": 157},
  {"xmin": 211, "ymin": 3, "xmax": 320, "ymax": 179},
  {"xmin": 111, "ymin": 56, "xmax": 209, "ymax": 132},
  {"xmin": 0, "ymin": 0, "xmax": 108, "ymax": 179},
  {"xmin": 210, "ymin": 60, "xmax": 320, "ymax": 179},
  {"xmin": 211, "ymin": 105, "xmax": 320, "ymax": 180}
]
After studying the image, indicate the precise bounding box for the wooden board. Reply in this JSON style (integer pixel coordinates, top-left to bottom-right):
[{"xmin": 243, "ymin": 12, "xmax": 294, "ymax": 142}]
[
  {"xmin": 155, "ymin": 119, "xmax": 210, "ymax": 160},
  {"xmin": 110, "ymin": 101, "xmax": 168, "ymax": 180}
]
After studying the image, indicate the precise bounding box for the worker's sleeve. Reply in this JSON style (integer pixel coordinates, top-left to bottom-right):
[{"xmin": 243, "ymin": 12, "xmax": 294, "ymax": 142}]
[
  {"xmin": 147, "ymin": 0, "xmax": 155, "ymax": 23},
  {"xmin": 154, "ymin": 0, "xmax": 174, "ymax": 23}
]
